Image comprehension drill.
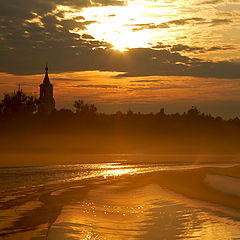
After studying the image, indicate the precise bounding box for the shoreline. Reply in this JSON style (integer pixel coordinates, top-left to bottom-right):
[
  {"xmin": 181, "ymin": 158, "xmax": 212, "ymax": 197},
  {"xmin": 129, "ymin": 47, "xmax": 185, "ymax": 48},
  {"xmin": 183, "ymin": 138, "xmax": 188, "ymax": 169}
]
[{"xmin": 0, "ymin": 153, "xmax": 240, "ymax": 167}]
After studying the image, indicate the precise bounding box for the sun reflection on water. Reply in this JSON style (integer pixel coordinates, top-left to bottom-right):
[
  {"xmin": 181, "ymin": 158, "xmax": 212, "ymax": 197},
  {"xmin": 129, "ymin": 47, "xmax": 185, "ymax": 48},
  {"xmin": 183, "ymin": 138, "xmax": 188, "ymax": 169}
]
[
  {"xmin": 103, "ymin": 168, "xmax": 135, "ymax": 178},
  {"xmin": 50, "ymin": 181, "xmax": 240, "ymax": 240},
  {"xmin": 3, "ymin": 163, "xmax": 240, "ymax": 239}
]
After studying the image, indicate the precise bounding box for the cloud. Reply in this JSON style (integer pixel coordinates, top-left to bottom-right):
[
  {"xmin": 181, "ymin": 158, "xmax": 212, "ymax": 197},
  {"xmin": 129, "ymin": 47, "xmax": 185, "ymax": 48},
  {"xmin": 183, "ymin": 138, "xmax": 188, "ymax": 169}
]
[
  {"xmin": 17, "ymin": 82, "xmax": 36, "ymax": 86},
  {"xmin": 199, "ymin": 0, "xmax": 224, "ymax": 5},
  {"xmin": 74, "ymin": 84, "xmax": 120, "ymax": 88},
  {"xmin": 152, "ymin": 43, "xmax": 172, "ymax": 49},
  {"xmin": 92, "ymin": 0, "xmax": 126, "ymax": 7},
  {"xmin": 106, "ymin": 14, "xmax": 117, "ymax": 17},
  {"xmin": 130, "ymin": 80, "xmax": 163, "ymax": 83},
  {"xmin": 129, "ymin": 18, "xmax": 206, "ymax": 31},
  {"xmin": 82, "ymin": 34, "xmax": 95, "ymax": 39},
  {"xmin": 210, "ymin": 18, "xmax": 232, "ymax": 26},
  {"xmin": 51, "ymin": 78, "xmax": 89, "ymax": 81},
  {"xmin": 129, "ymin": 17, "xmax": 231, "ymax": 32},
  {"xmin": 1, "ymin": 42, "xmax": 240, "ymax": 79},
  {"xmin": 0, "ymin": 0, "xmax": 239, "ymax": 80},
  {"xmin": 207, "ymin": 46, "xmax": 234, "ymax": 51},
  {"xmin": 130, "ymin": 22, "xmax": 170, "ymax": 31},
  {"xmin": 170, "ymin": 44, "xmax": 234, "ymax": 53},
  {"xmin": 171, "ymin": 44, "xmax": 205, "ymax": 53},
  {"xmin": 152, "ymin": 42, "xmax": 235, "ymax": 54},
  {"xmin": 129, "ymin": 85, "xmax": 194, "ymax": 91},
  {"xmin": 112, "ymin": 48, "xmax": 240, "ymax": 79},
  {"xmin": 167, "ymin": 17, "xmax": 205, "ymax": 26}
]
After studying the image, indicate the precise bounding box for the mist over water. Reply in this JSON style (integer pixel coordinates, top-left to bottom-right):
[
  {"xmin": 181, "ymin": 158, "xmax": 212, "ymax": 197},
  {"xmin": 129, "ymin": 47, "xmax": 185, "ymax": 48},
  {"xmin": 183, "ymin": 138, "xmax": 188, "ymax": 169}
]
[{"xmin": 0, "ymin": 159, "xmax": 240, "ymax": 240}]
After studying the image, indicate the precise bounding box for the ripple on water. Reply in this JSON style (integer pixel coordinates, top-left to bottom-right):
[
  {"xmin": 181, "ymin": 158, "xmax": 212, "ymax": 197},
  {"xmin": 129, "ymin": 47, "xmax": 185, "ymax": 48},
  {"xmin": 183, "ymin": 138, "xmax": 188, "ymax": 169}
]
[{"xmin": 45, "ymin": 184, "xmax": 240, "ymax": 240}]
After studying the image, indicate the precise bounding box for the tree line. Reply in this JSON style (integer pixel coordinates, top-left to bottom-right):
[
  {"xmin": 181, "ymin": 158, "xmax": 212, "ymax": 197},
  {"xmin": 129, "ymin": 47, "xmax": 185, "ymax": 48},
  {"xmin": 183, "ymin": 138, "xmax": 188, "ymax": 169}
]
[
  {"xmin": 0, "ymin": 89, "xmax": 239, "ymax": 123},
  {"xmin": 1, "ymin": 90, "xmax": 240, "ymax": 154}
]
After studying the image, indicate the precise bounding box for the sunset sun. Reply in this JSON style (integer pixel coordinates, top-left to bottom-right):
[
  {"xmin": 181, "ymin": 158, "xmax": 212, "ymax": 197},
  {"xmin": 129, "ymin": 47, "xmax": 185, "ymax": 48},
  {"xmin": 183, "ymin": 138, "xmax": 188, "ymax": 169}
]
[{"xmin": 69, "ymin": 1, "xmax": 176, "ymax": 51}]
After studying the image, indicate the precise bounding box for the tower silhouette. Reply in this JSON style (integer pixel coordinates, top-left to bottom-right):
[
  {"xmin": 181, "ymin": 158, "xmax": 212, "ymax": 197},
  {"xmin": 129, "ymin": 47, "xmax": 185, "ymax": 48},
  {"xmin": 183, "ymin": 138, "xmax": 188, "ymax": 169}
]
[{"xmin": 38, "ymin": 65, "xmax": 55, "ymax": 115}]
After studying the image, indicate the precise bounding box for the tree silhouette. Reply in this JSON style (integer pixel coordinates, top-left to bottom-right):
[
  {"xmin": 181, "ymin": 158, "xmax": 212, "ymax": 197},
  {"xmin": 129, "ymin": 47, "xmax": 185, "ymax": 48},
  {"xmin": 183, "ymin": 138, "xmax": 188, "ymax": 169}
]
[
  {"xmin": 187, "ymin": 106, "xmax": 201, "ymax": 118},
  {"xmin": 0, "ymin": 90, "xmax": 37, "ymax": 117},
  {"xmin": 127, "ymin": 109, "xmax": 134, "ymax": 116},
  {"xmin": 73, "ymin": 100, "xmax": 97, "ymax": 115}
]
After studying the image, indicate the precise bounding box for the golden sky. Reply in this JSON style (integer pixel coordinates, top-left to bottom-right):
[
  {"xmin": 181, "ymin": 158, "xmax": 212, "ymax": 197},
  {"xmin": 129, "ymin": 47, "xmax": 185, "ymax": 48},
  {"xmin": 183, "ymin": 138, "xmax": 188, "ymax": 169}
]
[{"xmin": 0, "ymin": 0, "xmax": 240, "ymax": 116}]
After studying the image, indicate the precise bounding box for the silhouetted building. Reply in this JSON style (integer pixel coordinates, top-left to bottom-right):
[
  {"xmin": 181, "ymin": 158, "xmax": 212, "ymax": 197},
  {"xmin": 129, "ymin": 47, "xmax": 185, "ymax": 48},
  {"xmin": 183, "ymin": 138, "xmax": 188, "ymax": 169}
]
[{"xmin": 38, "ymin": 66, "xmax": 55, "ymax": 115}]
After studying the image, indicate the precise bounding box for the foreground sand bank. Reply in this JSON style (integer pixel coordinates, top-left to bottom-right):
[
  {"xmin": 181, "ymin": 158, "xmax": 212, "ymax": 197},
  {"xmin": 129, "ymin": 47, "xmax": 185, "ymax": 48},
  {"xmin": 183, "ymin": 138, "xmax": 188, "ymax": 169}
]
[{"xmin": 1, "ymin": 163, "xmax": 240, "ymax": 239}]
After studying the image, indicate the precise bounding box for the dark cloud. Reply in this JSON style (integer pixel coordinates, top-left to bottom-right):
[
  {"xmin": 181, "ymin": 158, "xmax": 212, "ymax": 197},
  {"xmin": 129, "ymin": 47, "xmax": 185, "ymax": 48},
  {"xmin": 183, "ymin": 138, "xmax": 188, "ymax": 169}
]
[
  {"xmin": 170, "ymin": 44, "xmax": 234, "ymax": 53},
  {"xmin": 56, "ymin": 0, "xmax": 126, "ymax": 8},
  {"xmin": 129, "ymin": 18, "xmax": 206, "ymax": 31},
  {"xmin": 199, "ymin": 0, "xmax": 224, "ymax": 5},
  {"xmin": 74, "ymin": 84, "xmax": 120, "ymax": 88},
  {"xmin": 1, "ymin": 42, "xmax": 240, "ymax": 79},
  {"xmin": 151, "ymin": 43, "xmax": 172, "ymax": 50},
  {"xmin": 211, "ymin": 18, "xmax": 232, "ymax": 26},
  {"xmin": 129, "ymin": 17, "xmax": 231, "ymax": 31},
  {"xmin": 106, "ymin": 14, "xmax": 117, "ymax": 17},
  {"xmin": 91, "ymin": 0, "xmax": 126, "ymax": 7},
  {"xmin": 171, "ymin": 44, "xmax": 204, "ymax": 53},
  {"xmin": 48, "ymin": 0, "xmax": 126, "ymax": 8},
  {"xmin": 0, "ymin": 0, "xmax": 239, "ymax": 80},
  {"xmin": 130, "ymin": 22, "xmax": 170, "ymax": 31},
  {"xmin": 168, "ymin": 17, "xmax": 205, "ymax": 26},
  {"xmin": 152, "ymin": 42, "xmax": 235, "ymax": 54},
  {"xmin": 51, "ymin": 78, "xmax": 89, "ymax": 81},
  {"xmin": 130, "ymin": 80, "xmax": 163, "ymax": 83},
  {"xmin": 128, "ymin": 84, "xmax": 194, "ymax": 91},
  {"xmin": 207, "ymin": 46, "xmax": 234, "ymax": 51},
  {"xmin": 82, "ymin": 34, "xmax": 95, "ymax": 39},
  {"xmin": 112, "ymin": 48, "xmax": 240, "ymax": 79}
]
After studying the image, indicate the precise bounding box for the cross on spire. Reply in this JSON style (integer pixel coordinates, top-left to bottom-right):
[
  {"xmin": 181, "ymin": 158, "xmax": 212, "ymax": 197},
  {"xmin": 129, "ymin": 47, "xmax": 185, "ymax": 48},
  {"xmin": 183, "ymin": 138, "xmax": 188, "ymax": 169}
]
[
  {"xmin": 43, "ymin": 63, "xmax": 50, "ymax": 85},
  {"xmin": 45, "ymin": 63, "xmax": 48, "ymax": 74}
]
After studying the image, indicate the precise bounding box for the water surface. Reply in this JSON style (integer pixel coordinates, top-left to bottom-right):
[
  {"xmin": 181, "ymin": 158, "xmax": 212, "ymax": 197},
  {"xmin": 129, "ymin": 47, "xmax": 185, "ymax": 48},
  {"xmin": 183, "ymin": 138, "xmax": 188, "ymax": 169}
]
[{"xmin": 0, "ymin": 159, "xmax": 240, "ymax": 239}]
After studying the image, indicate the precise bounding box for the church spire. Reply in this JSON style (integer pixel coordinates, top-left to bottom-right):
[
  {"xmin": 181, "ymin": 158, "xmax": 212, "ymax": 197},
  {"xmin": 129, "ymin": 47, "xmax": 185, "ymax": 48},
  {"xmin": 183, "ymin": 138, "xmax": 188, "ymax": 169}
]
[
  {"xmin": 38, "ymin": 64, "xmax": 55, "ymax": 115},
  {"xmin": 43, "ymin": 63, "xmax": 50, "ymax": 85}
]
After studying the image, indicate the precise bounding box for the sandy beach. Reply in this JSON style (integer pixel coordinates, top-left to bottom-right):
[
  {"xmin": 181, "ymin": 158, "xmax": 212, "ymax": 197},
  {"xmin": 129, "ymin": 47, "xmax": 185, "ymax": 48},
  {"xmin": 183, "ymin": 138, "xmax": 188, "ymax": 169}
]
[{"xmin": 0, "ymin": 160, "xmax": 240, "ymax": 240}]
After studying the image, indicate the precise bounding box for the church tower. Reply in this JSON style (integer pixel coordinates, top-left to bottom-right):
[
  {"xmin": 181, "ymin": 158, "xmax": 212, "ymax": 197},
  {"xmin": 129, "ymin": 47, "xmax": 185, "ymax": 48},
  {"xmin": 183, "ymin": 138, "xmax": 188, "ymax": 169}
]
[{"xmin": 38, "ymin": 65, "xmax": 55, "ymax": 115}]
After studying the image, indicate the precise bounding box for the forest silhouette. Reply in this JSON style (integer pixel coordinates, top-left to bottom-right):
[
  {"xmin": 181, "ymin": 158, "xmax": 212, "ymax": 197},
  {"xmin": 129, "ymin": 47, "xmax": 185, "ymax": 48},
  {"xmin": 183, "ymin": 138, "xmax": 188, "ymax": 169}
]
[{"xmin": 1, "ymin": 89, "xmax": 240, "ymax": 156}]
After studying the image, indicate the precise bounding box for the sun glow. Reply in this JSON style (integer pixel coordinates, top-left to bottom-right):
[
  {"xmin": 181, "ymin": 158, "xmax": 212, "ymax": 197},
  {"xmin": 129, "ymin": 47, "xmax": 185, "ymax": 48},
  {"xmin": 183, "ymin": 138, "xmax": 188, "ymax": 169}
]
[
  {"xmin": 50, "ymin": 0, "xmax": 237, "ymax": 58},
  {"xmin": 80, "ymin": 4, "xmax": 150, "ymax": 51},
  {"xmin": 67, "ymin": 1, "xmax": 177, "ymax": 51}
]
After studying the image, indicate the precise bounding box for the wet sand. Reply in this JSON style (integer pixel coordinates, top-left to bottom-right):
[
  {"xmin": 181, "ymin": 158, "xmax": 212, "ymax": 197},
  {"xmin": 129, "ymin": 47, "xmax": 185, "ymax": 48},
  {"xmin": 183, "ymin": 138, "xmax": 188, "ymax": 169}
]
[{"xmin": 0, "ymin": 163, "xmax": 240, "ymax": 239}]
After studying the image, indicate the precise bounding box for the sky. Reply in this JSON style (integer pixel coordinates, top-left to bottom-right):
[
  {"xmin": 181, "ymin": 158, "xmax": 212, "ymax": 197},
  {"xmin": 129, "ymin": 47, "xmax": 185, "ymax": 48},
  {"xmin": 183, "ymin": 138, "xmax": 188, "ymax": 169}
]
[{"xmin": 0, "ymin": 0, "xmax": 240, "ymax": 117}]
